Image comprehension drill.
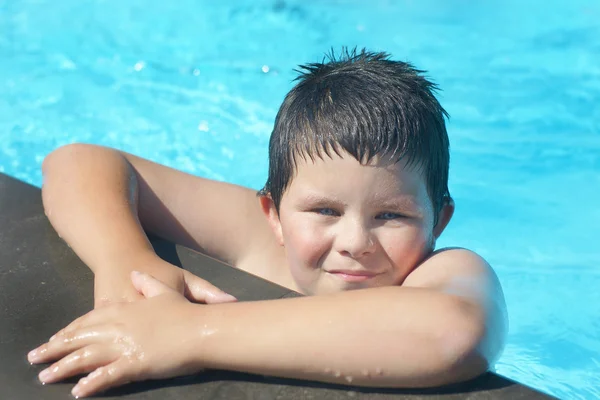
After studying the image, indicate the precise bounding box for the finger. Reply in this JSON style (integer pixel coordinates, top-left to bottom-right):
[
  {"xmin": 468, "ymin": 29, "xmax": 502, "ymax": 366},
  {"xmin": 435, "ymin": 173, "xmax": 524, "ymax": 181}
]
[
  {"xmin": 131, "ymin": 271, "xmax": 177, "ymax": 298},
  {"xmin": 37, "ymin": 344, "xmax": 119, "ymax": 384},
  {"xmin": 48, "ymin": 311, "xmax": 94, "ymax": 342},
  {"xmin": 47, "ymin": 303, "xmax": 116, "ymax": 343},
  {"xmin": 71, "ymin": 359, "xmax": 137, "ymax": 398},
  {"xmin": 29, "ymin": 312, "xmax": 98, "ymax": 364},
  {"xmin": 29, "ymin": 326, "xmax": 112, "ymax": 364},
  {"xmin": 183, "ymin": 270, "xmax": 237, "ymax": 304}
]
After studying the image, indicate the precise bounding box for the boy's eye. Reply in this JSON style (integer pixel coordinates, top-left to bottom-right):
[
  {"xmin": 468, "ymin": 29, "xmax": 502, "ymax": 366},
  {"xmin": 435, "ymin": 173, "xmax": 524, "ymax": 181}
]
[
  {"xmin": 377, "ymin": 212, "xmax": 404, "ymax": 220},
  {"xmin": 314, "ymin": 208, "xmax": 339, "ymax": 216}
]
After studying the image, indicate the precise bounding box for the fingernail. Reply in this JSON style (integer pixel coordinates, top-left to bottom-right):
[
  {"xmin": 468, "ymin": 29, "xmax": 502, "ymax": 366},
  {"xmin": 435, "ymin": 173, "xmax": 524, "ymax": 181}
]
[
  {"xmin": 39, "ymin": 368, "xmax": 51, "ymax": 382},
  {"xmin": 72, "ymin": 384, "xmax": 82, "ymax": 397},
  {"xmin": 220, "ymin": 293, "xmax": 238, "ymax": 302},
  {"xmin": 28, "ymin": 348, "xmax": 41, "ymax": 362}
]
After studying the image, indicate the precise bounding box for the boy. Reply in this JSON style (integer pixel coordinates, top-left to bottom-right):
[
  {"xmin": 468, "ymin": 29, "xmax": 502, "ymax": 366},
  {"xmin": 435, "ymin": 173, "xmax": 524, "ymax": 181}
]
[{"xmin": 28, "ymin": 49, "xmax": 507, "ymax": 398}]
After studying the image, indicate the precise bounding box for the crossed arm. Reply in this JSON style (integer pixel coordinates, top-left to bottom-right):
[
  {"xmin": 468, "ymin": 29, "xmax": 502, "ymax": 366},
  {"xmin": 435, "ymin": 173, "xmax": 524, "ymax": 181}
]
[{"xmin": 28, "ymin": 249, "xmax": 507, "ymax": 398}]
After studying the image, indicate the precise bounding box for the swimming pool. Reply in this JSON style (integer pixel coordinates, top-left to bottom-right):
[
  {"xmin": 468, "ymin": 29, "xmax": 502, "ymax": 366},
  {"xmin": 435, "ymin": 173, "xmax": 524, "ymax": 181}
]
[{"xmin": 1, "ymin": 0, "xmax": 599, "ymax": 398}]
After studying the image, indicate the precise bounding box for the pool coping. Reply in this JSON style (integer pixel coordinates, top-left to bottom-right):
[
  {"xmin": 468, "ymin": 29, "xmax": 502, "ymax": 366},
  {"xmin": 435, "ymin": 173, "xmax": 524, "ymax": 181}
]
[{"xmin": 0, "ymin": 171, "xmax": 555, "ymax": 399}]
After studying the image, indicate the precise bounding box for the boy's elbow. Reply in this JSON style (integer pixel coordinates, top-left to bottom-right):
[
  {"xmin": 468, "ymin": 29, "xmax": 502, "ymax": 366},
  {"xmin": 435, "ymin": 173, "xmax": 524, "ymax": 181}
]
[
  {"xmin": 434, "ymin": 299, "xmax": 501, "ymax": 385},
  {"xmin": 440, "ymin": 322, "xmax": 488, "ymax": 384}
]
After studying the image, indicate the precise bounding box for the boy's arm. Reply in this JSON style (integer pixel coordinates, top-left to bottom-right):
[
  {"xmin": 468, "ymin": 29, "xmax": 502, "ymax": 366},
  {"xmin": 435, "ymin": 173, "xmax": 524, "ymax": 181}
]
[
  {"xmin": 41, "ymin": 143, "xmax": 267, "ymax": 304},
  {"xmin": 197, "ymin": 248, "xmax": 507, "ymax": 387},
  {"xmin": 29, "ymin": 249, "xmax": 507, "ymax": 395}
]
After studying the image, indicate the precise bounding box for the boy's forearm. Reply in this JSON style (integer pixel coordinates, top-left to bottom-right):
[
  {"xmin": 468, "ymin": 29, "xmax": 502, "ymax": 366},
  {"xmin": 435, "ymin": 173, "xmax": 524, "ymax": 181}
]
[
  {"xmin": 42, "ymin": 144, "xmax": 155, "ymax": 274},
  {"xmin": 193, "ymin": 286, "xmax": 487, "ymax": 387}
]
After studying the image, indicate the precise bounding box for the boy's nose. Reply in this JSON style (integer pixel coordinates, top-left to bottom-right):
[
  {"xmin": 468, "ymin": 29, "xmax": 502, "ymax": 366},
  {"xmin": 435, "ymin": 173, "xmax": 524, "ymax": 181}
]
[{"xmin": 335, "ymin": 219, "xmax": 377, "ymax": 258}]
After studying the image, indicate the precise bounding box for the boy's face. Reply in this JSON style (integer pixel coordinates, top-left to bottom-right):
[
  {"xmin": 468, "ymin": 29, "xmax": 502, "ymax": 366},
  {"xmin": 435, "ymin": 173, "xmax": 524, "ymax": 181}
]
[{"xmin": 268, "ymin": 151, "xmax": 451, "ymax": 295}]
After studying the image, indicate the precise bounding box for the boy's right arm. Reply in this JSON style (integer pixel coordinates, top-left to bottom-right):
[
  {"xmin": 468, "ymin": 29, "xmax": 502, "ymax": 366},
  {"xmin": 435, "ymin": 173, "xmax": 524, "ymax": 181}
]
[{"xmin": 42, "ymin": 143, "xmax": 268, "ymax": 306}]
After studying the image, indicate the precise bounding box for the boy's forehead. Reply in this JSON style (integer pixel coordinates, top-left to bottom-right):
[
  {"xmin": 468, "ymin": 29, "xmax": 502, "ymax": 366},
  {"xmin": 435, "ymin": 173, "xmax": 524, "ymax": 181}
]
[
  {"xmin": 289, "ymin": 152, "xmax": 429, "ymax": 199},
  {"xmin": 292, "ymin": 151, "xmax": 424, "ymax": 181}
]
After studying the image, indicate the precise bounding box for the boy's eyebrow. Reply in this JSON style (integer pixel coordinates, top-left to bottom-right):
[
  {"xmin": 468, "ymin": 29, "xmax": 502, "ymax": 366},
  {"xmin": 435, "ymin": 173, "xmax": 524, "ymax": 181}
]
[
  {"xmin": 375, "ymin": 198, "xmax": 425, "ymax": 217},
  {"xmin": 299, "ymin": 192, "xmax": 425, "ymax": 216},
  {"xmin": 300, "ymin": 193, "xmax": 346, "ymax": 206}
]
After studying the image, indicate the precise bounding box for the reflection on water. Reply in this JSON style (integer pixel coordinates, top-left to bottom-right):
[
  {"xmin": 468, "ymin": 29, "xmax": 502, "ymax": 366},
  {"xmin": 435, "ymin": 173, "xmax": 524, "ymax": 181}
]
[{"xmin": 1, "ymin": 1, "xmax": 599, "ymax": 398}]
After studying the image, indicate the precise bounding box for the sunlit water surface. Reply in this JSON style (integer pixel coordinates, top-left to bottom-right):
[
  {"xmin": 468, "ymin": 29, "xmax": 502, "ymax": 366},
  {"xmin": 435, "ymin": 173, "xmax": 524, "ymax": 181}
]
[{"xmin": 1, "ymin": 1, "xmax": 599, "ymax": 398}]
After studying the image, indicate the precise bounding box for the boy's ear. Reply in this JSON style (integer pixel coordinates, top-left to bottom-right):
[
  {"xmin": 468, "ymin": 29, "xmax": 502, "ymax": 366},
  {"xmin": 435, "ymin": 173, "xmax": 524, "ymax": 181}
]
[
  {"xmin": 433, "ymin": 197, "xmax": 455, "ymax": 239},
  {"xmin": 258, "ymin": 194, "xmax": 284, "ymax": 246}
]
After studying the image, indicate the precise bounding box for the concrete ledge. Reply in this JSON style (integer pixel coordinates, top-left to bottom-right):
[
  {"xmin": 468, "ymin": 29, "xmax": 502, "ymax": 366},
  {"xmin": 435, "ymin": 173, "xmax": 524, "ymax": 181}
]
[{"xmin": 0, "ymin": 172, "xmax": 554, "ymax": 399}]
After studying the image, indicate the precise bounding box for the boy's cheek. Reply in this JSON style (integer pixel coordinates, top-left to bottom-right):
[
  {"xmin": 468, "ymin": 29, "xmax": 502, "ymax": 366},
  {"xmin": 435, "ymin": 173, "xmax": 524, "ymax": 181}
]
[
  {"xmin": 285, "ymin": 228, "xmax": 329, "ymax": 267},
  {"xmin": 385, "ymin": 232, "xmax": 433, "ymax": 269},
  {"xmin": 282, "ymin": 230, "xmax": 326, "ymax": 294}
]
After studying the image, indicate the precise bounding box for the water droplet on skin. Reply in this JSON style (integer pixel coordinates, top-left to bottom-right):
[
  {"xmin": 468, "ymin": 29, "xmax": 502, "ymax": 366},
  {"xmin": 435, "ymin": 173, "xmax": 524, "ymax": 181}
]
[
  {"xmin": 324, "ymin": 367, "xmax": 331, "ymax": 374},
  {"xmin": 375, "ymin": 367, "xmax": 383, "ymax": 375},
  {"xmin": 345, "ymin": 375, "xmax": 353, "ymax": 383},
  {"xmin": 361, "ymin": 368, "xmax": 369, "ymax": 377},
  {"xmin": 334, "ymin": 370, "xmax": 341, "ymax": 378}
]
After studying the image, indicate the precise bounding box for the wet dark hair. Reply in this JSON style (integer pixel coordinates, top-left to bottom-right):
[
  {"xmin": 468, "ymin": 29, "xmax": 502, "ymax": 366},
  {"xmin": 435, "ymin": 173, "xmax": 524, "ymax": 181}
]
[{"xmin": 259, "ymin": 48, "xmax": 451, "ymax": 225}]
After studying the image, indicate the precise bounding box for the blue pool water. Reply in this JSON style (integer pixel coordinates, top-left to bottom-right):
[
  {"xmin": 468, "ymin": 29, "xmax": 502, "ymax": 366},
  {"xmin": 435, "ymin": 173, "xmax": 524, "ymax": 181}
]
[{"xmin": 1, "ymin": 0, "xmax": 599, "ymax": 398}]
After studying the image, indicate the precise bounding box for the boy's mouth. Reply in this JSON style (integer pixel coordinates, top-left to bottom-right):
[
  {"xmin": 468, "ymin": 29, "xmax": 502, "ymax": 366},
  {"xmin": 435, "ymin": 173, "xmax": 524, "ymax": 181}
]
[{"xmin": 326, "ymin": 269, "xmax": 380, "ymax": 282}]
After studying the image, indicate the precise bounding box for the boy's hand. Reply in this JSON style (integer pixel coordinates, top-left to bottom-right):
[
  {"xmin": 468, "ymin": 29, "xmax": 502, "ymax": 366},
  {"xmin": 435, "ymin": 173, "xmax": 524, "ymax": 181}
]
[
  {"xmin": 28, "ymin": 272, "xmax": 207, "ymax": 398},
  {"xmin": 93, "ymin": 272, "xmax": 144, "ymax": 307},
  {"xmin": 94, "ymin": 257, "xmax": 237, "ymax": 308}
]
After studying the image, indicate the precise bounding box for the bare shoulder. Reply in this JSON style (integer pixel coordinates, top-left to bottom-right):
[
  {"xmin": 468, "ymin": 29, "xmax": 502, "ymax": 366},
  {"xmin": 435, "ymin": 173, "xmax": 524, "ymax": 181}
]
[
  {"xmin": 404, "ymin": 247, "xmax": 508, "ymax": 362},
  {"xmin": 404, "ymin": 248, "xmax": 503, "ymax": 302}
]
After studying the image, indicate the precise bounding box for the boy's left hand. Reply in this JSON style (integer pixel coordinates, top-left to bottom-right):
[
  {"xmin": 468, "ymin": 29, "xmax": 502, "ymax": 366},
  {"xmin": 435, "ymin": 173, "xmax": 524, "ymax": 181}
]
[{"xmin": 28, "ymin": 271, "xmax": 204, "ymax": 398}]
